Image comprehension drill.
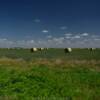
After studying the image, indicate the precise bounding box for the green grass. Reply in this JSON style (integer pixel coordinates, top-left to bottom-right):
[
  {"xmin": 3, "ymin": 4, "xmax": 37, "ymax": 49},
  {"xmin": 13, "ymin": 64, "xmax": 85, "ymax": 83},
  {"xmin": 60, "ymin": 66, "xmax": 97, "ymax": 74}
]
[
  {"xmin": 0, "ymin": 60, "xmax": 99, "ymax": 100},
  {"xmin": 0, "ymin": 48, "xmax": 99, "ymax": 100},
  {"xmin": 0, "ymin": 48, "xmax": 100, "ymax": 61}
]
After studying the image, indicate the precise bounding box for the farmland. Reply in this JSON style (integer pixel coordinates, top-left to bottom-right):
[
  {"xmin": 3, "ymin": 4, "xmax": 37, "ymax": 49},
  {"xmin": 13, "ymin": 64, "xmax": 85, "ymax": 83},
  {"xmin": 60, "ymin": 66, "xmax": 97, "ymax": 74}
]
[
  {"xmin": 0, "ymin": 48, "xmax": 100, "ymax": 60},
  {"xmin": 0, "ymin": 48, "xmax": 100, "ymax": 100}
]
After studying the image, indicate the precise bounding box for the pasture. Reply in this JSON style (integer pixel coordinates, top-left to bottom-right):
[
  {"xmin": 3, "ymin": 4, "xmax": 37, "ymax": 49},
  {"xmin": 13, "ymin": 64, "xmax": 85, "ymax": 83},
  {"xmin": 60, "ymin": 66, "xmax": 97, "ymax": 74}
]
[
  {"xmin": 0, "ymin": 48, "xmax": 100, "ymax": 100},
  {"xmin": 0, "ymin": 48, "xmax": 100, "ymax": 60}
]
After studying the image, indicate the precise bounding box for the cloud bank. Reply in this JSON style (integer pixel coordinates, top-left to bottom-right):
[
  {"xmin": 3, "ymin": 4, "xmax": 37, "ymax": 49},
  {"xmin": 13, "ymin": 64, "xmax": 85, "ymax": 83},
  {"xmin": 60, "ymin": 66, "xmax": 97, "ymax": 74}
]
[{"xmin": 0, "ymin": 33, "xmax": 100, "ymax": 48}]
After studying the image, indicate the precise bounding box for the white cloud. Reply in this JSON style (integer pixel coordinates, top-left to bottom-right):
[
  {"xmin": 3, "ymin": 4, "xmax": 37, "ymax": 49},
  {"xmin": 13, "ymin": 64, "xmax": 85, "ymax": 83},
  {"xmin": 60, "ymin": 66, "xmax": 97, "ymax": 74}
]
[
  {"xmin": 65, "ymin": 32, "xmax": 89, "ymax": 40},
  {"xmin": 53, "ymin": 37, "xmax": 64, "ymax": 42},
  {"xmin": 0, "ymin": 38, "xmax": 14, "ymax": 48},
  {"xmin": 91, "ymin": 35, "xmax": 97, "ymax": 38},
  {"xmin": 0, "ymin": 38, "xmax": 7, "ymax": 41},
  {"xmin": 65, "ymin": 36, "xmax": 72, "ymax": 39},
  {"xmin": 91, "ymin": 35, "xmax": 100, "ymax": 39},
  {"xmin": 81, "ymin": 33, "xmax": 89, "ymax": 36},
  {"xmin": 15, "ymin": 40, "xmax": 38, "ymax": 48},
  {"xmin": 94, "ymin": 38, "xmax": 100, "ymax": 41},
  {"xmin": 38, "ymin": 40, "xmax": 42, "ymax": 44},
  {"xmin": 47, "ymin": 37, "xmax": 65, "ymax": 47},
  {"xmin": 64, "ymin": 33, "xmax": 72, "ymax": 39},
  {"xmin": 49, "ymin": 37, "xmax": 65, "ymax": 45},
  {"xmin": 0, "ymin": 33, "xmax": 100, "ymax": 48},
  {"xmin": 73, "ymin": 35, "xmax": 81, "ymax": 39},
  {"xmin": 42, "ymin": 30, "xmax": 49, "ymax": 33},
  {"xmin": 27, "ymin": 40, "xmax": 35, "ymax": 44},
  {"xmin": 65, "ymin": 33, "xmax": 72, "ymax": 36}
]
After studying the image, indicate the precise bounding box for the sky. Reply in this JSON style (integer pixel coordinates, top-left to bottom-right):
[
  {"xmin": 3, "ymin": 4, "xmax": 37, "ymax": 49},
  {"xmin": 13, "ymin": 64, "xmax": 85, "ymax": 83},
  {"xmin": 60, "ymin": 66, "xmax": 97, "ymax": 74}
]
[{"xmin": 0, "ymin": 0, "xmax": 100, "ymax": 48}]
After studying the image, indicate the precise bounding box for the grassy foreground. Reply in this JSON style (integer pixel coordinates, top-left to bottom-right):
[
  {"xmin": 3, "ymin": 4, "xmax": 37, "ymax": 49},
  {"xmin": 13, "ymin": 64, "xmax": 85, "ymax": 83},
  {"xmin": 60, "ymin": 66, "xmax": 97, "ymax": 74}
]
[{"xmin": 0, "ymin": 58, "xmax": 100, "ymax": 100}]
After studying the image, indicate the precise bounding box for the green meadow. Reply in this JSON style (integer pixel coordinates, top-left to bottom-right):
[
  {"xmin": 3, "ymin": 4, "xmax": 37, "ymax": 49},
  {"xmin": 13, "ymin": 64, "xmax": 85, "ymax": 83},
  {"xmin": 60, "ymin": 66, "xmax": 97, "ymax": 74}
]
[{"xmin": 0, "ymin": 48, "xmax": 100, "ymax": 100}]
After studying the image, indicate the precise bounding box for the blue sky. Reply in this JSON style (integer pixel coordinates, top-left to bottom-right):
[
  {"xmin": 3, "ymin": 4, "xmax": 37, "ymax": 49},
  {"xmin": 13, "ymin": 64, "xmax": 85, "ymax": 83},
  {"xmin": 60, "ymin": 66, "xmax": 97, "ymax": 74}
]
[{"xmin": 0, "ymin": 0, "xmax": 100, "ymax": 47}]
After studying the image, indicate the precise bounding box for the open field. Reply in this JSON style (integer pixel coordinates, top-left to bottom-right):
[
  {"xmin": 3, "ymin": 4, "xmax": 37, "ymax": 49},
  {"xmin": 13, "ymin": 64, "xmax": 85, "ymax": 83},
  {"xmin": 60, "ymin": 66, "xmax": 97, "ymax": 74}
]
[
  {"xmin": 0, "ymin": 48, "xmax": 100, "ymax": 100},
  {"xmin": 0, "ymin": 48, "xmax": 100, "ymax": 61}
]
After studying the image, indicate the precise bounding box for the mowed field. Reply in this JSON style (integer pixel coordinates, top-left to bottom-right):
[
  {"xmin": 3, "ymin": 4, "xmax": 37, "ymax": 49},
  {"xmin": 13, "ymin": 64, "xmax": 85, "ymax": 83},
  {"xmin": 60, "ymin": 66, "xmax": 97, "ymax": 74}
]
[{"xmin": 0, "ymin": 48, "xmax": 100, "ymax": 100}]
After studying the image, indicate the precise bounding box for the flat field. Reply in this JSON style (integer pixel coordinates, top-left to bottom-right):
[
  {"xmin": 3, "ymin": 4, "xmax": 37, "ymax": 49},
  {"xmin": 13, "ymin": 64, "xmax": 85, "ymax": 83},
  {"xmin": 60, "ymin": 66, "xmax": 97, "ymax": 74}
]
[{"xmin": 0, "ymin": 48, "xmax": 100, "ymax": 100}]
